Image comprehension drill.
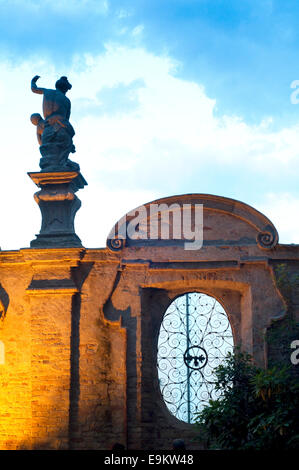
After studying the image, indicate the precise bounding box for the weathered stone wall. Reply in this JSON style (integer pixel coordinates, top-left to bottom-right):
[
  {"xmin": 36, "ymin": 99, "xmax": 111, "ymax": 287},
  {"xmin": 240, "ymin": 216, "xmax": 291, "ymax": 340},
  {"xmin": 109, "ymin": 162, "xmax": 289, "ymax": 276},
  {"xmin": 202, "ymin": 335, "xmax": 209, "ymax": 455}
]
[
  {"xmin": 0, "ymin": 260, "xmax": 32, "ymax": 449},
  {"xmin": 0, "ymin": 249, "xmax": 127, "ymax": 450},
  {"xmin": 0, "ymin": 194, "xmax": 298, "ymax": 450},
  {"xmin": 267, "ymin": 259, "xmax": 299, "ymax": 376}
]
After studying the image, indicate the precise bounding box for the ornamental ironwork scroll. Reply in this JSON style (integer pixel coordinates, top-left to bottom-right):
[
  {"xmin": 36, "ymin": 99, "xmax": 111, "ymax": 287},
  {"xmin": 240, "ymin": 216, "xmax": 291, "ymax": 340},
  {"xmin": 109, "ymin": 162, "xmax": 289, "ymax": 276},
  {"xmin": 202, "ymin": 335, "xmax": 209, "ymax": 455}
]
[{"xmin": 157, "ymin": 292, "xmax": 234, "ymax": 423}]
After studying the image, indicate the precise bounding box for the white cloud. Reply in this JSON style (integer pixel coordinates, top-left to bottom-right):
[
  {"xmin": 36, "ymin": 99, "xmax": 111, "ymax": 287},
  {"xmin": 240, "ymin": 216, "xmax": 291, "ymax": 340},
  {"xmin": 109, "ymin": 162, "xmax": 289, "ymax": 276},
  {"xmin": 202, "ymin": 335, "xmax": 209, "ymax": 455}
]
[
  {"xmin": 116, "ymin": 8, "xmax": 132, "ymax": 19},
  {"xmin": 255, "ymin": 193, "xmax": 299, "ymax": 244},
  {"xmin": 132, "ymin": 24, "xmax": 144, "ymax": 37},
  {"xmin": 76, "ymin": 185, "xmax": 159, "ymax": 248},
  {"xmin": 0, "ymin": 44, "xmax": 298, "ymax": 249},
  {"xmin": 68, "ymin": 46, "xmax": 299, "ymax": 177}
]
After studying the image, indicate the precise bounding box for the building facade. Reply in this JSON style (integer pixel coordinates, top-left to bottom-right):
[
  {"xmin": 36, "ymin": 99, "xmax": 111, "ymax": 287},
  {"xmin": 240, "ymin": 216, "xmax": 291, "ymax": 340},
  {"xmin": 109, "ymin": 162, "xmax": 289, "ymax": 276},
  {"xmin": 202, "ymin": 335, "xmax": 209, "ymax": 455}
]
[{"xmin": 0, "ymin": 193, "xmax": 298, "ymax": 449}]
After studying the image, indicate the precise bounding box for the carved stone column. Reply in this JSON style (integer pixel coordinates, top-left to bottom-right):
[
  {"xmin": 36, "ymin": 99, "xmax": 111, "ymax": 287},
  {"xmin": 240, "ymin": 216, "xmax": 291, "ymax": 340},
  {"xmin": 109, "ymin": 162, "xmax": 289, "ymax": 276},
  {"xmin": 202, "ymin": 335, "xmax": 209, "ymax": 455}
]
[{"xmin": 28, "ymin": 171, "xmax": 87, "ymax": 248}]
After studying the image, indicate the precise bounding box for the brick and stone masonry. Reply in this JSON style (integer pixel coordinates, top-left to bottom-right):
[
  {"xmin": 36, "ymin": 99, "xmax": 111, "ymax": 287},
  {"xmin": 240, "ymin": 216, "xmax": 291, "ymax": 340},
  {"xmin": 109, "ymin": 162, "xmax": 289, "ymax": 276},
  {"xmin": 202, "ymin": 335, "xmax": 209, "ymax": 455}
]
[{"xmin": 0, "ymin": 193, "xmax": 298, "ymax": 449}]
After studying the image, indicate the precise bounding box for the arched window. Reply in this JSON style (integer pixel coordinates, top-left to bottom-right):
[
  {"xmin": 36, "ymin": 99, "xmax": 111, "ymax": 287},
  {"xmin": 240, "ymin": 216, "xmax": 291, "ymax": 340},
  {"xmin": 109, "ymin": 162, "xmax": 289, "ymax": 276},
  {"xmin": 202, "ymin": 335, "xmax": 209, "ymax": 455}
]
[{"xmin": 157, "ymin": 292, "xmax": 234, "ymax": 423}]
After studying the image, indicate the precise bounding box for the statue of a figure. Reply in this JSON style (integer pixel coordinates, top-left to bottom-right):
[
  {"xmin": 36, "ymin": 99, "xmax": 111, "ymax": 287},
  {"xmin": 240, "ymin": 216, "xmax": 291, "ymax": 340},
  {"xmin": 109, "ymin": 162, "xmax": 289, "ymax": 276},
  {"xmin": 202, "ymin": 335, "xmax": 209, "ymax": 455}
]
[{"xmin": 30, "ymin": 75, "xmax": 79, "ymax": 172}]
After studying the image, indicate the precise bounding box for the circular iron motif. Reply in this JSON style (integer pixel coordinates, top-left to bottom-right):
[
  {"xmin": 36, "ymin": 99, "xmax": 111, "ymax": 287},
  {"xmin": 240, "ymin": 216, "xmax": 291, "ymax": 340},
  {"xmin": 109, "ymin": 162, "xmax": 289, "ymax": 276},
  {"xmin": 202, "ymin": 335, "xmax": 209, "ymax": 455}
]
[{"xmin": 184, "ymin": 345, "xmax": 208, "ymax": 370}]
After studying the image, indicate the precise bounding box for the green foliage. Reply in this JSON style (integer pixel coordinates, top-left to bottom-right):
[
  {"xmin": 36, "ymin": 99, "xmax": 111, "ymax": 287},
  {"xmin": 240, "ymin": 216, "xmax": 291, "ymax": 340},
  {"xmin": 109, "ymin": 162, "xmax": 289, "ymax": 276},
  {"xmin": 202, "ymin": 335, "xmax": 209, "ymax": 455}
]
[{"xmin": 196, "ymin": 350, "xmax": 299, "ymax": 449}]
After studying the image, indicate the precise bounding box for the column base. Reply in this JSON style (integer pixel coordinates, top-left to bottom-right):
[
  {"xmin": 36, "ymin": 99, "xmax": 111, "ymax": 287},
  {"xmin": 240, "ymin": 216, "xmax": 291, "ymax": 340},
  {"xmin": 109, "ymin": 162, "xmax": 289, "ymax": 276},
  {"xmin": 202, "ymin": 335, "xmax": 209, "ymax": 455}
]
[
  {"xmin": 28, "ymin": 171, "xmax": 87, "ymax": 249},
  {"xmin": 30, "ymin": 232, "xmax": 83, "ymax": 248}
]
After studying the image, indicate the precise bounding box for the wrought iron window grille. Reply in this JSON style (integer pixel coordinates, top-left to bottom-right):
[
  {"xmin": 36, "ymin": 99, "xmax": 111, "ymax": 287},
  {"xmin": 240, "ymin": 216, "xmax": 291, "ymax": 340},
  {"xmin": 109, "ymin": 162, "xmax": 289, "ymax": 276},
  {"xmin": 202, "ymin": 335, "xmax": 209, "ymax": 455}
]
[{"xmin": 157, "ymin": 292, "xmax": 234, "ymax": 423}]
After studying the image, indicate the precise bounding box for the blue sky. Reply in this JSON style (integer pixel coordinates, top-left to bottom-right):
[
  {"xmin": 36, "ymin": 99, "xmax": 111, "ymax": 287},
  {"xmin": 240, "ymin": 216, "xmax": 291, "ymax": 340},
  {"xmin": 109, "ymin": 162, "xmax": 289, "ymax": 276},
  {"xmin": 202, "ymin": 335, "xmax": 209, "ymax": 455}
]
[{"xmin": 0, "ymin": 0, "xmax": 298, "ymax": 248}]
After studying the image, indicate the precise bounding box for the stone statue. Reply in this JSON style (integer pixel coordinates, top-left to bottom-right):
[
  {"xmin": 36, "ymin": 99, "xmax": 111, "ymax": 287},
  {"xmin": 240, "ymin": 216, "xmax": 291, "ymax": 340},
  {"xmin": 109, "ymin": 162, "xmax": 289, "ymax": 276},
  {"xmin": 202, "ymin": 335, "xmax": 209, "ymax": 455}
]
[{"xmin": 30, "ymin": 75, "xmax": 79, "ymax": 172}]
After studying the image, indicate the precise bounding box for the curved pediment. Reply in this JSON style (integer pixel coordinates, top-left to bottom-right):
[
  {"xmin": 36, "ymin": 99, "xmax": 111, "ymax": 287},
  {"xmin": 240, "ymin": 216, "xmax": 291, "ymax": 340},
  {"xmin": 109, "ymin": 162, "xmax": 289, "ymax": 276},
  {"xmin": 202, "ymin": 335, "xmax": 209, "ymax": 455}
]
[{"xmin": 106, "ymin": 193, "xmax": 278, "ymax": 252}]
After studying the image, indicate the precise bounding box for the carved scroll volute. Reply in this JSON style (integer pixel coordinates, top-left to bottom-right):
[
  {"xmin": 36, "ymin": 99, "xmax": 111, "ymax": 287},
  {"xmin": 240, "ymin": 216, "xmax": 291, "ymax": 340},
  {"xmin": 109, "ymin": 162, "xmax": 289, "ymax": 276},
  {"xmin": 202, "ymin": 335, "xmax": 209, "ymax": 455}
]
[
  {"xmin": 256, "ymin": 226, "xmax": 278, "ymax": 250},
  {"xmin": 107, "ymin": 237, "xmax": 125, "ymax": 252}
]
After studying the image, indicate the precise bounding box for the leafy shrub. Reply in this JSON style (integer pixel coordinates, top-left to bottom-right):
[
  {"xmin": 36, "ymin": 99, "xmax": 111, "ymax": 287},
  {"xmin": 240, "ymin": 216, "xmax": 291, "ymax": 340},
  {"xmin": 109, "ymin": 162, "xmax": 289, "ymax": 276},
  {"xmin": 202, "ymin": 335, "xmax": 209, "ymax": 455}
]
[{"xmin": 196, "ymin": 350, "xmax": 299, "ymax": 449}]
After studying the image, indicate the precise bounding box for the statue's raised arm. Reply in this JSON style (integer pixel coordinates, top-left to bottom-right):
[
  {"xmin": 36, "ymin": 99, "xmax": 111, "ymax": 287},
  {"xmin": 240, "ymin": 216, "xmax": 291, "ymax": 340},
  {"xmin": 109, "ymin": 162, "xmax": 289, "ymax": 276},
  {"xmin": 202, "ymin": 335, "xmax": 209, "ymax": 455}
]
[
  {"xmin": 31, "ymin": 75, "xmax": 46, "ymax": 95},
  {"xmin": 30, "ymin": 75, "xmax": 79, "ymax": 172}
]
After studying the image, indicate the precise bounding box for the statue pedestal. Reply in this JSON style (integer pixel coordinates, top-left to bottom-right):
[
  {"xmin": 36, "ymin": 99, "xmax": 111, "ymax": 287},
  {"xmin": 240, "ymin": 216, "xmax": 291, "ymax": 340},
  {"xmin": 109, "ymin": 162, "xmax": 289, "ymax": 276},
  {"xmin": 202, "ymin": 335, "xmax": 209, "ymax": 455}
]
[{"xmin": 28, "ymin": 171, "xmax": 87, "ymax": 248}]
